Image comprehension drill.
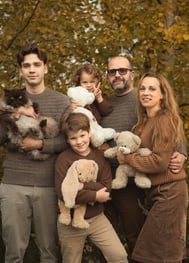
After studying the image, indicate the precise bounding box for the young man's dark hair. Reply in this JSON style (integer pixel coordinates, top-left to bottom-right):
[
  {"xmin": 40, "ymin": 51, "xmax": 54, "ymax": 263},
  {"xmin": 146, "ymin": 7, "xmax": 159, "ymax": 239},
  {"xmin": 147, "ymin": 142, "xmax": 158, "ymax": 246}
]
[{"xmin": 17, "ymin": 44, "xmax": 47, "ymax": 66}]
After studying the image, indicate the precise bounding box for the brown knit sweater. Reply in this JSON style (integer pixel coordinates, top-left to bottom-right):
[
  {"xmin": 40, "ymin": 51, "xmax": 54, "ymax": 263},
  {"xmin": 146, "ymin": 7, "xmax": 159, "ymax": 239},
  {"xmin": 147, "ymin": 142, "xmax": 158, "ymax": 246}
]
[
  {"xmin": 123, "ymin": 113, "xmax": 186, "ymax": 186},
  {"xmin": 0, "ymin": 88, "xmax": 71, "ymax": 187},
  {"xmin": 85, "ymin": 94, "xmax": 113, "ymax": 123},
  {"xmin": 55, "ymin": 147, "xmax": 112, "ymax": 219}
]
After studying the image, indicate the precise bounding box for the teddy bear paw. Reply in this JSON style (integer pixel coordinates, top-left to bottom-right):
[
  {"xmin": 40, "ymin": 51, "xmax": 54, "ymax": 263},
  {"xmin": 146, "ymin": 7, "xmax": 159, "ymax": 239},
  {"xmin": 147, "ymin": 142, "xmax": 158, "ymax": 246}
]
[
  {"xmin": 111, "ymin": 179, "xmax": 127, "ymax": 189},
  {"xmin": 72, "ymin": 219, "xmax": 89, "ymax": 229},
  {"xmin": 134, "ymin": 176, "xmax": 151, "ymax": 189},
  {"xmin": 58, "ymin": 214, "xmax": 71, "ymax": 225}
]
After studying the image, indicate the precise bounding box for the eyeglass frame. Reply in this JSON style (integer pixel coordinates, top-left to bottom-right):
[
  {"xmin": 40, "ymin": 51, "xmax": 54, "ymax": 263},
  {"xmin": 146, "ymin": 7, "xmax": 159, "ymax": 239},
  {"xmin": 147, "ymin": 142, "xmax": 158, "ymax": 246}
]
[{"xmin": 107, "ymin": 67, "xmax": 133, "ymax": 76}]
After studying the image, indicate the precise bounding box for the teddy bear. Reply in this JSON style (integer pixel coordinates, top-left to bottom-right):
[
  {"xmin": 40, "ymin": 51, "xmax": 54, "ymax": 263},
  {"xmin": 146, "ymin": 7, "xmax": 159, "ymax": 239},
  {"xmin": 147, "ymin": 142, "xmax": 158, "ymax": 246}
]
[
  {"xmin": 104, "ymin": 131, "xmax": 152, "ymax": 189},
  {"xmin": 58, "ymin": 159, "xmax": 99, "ymax": 229},
  {"xmin": 67, "ymin": 86, "xmax": 115, "ymax": 147}
]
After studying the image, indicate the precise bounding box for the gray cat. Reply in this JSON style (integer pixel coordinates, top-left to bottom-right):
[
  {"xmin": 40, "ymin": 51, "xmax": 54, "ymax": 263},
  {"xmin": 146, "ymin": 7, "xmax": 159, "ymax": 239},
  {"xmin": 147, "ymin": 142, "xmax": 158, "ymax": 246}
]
[{"xmin": 0, "ymin": 87, "xmax": 59, "ymax": 160}]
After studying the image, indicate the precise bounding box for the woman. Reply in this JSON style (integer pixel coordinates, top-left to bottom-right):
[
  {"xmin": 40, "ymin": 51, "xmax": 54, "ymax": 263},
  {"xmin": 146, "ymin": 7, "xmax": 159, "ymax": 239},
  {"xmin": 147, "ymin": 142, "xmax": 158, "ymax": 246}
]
[{"xmin": 117, "ymin": 72, "xmax": 188, "ymax": 263}]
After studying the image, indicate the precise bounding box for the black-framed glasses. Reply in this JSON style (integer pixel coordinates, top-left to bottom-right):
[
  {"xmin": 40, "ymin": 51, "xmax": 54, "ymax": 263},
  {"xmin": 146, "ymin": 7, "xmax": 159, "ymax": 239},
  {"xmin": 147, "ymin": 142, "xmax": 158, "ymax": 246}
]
[{"xmin": 107, "ymin": 68, "xmax": 132, "ymax": 76}]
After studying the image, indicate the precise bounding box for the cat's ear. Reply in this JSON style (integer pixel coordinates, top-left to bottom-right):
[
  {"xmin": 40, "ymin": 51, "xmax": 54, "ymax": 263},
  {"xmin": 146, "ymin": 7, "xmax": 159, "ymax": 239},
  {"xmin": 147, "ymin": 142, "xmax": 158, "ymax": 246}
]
[
  {"xmin": 3, "ymin": 89, "xmax": 10, "ymax": 95},
  {"xmin": 21, "ymin": 87, "xmax": 26, "ymax": 92}
]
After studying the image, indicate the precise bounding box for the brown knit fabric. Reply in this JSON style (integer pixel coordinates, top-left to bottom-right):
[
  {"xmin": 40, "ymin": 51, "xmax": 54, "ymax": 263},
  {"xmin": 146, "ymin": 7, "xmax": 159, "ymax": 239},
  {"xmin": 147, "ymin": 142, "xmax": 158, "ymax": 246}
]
[
  {"xmin": 123, "ymin": 114, "xmax": 186, "ymax": 186},
  {"xmin": 55, "ymin": 147, "xmax": 112, "ymax": 219},
  {"xmin": 85, "ymin": 94, "xmax": 113, "ymax": 123},
  {"xmin": 0, "ymin": 88, "xmax": 71, "ymax": 187}
]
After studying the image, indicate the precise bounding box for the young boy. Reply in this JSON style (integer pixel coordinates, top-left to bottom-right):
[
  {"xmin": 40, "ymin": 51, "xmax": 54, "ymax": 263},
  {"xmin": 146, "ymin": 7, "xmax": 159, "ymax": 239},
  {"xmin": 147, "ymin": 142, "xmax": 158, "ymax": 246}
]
[{"xmin": 55, "ymin": 112, "xmax": 128, "ymax": 263}]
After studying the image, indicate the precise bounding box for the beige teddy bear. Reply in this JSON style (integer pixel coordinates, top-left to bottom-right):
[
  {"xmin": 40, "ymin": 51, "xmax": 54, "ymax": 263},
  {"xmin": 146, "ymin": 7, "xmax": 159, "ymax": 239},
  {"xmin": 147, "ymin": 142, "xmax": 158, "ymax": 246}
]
[
  {"xmin": 104, "ymin": 131, "xmax": 152, "ymax": 189},
  {"xmin": 58, "ymin": 159, "xmax": 99, "ymax": 229}
]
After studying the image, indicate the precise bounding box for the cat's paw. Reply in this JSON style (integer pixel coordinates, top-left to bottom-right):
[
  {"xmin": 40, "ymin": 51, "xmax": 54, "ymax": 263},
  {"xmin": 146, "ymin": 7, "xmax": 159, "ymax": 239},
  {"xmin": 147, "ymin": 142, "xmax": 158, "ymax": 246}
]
[{"xmin": 32, "ymin": 102, "xmax": 40, "ymax": 114}]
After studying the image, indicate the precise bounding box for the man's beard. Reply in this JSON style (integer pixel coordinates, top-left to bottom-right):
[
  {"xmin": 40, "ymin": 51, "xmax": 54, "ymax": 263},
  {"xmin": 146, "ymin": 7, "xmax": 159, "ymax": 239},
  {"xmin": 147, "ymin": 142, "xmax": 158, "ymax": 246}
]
[{"xmin": 111, "ymin": 77, "xmax": 131, "ymax": 94}]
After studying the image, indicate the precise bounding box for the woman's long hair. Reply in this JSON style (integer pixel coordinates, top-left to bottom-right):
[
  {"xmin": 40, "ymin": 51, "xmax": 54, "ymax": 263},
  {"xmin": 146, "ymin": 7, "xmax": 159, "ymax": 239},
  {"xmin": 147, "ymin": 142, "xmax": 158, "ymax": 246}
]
[{"xmin": 133, "ymin": 72, "xmax": 185, "ymax": 148}]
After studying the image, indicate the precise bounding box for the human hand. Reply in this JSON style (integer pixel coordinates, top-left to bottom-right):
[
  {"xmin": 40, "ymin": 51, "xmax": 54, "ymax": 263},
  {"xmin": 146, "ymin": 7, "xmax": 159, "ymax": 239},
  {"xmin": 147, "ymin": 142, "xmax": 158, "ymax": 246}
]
[
  {"xmin": 71, "ymin": 103, "xmax": 82, "ymax": 109},
  {"xmin": 97, "ymin": 142, "xmax": 110, "ymax": 152},
  {"xmin": 117, "ymin": 151, "xmax": 126, "ymax": 164},
  {"xmin": 19, "ymin": 137, "xmax": 43, "ymax": 151},
  {"xmin": 16, "ymin": 106, "xmax": 38, "ymax": 119},
  {"xmin": 93, "ymin": 82, "xmax": 103, "ymax": 103},
  {"xmin": 78, "ymin": 182, "xmax": 84, "ymax": 190},
  {"xmin": 168, "ymin": 151, "xmax": 186, "ymax": 173},
  {"xmin": 96, "ymin": 187, "xmax": 110, "ymax": 203}
]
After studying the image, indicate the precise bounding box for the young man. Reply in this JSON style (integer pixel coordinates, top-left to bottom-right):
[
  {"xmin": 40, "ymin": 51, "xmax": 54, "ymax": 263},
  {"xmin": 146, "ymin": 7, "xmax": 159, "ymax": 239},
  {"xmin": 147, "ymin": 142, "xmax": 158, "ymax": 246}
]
[
  {"xmin": 0, "ymin": 45, "xmax": 71, "ymax": 263},
  {"xmin": 55, "ymin": 112, "xmax": 128, "ymax": 263},
  {"xmin": 101, "ymin": 55, "xmax": 187, "ymax": 263}
]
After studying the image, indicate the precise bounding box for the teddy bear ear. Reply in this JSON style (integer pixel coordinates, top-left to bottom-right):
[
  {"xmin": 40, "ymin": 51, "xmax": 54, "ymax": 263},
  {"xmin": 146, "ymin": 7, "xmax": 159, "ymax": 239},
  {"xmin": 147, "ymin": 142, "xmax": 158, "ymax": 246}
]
[
  {"xmin": 113, "ymin": 132, "xmax": 120, "ymax": 141},
  {"xmin": 133, "ymin": 134, "xmax": 141, "ymax": 146}
]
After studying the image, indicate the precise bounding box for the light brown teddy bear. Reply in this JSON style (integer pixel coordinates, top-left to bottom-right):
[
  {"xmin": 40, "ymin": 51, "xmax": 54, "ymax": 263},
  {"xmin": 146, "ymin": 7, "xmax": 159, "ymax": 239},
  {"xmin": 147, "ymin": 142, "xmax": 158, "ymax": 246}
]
[
  {"xmin": 58, "ymin": 159, "xmax": 99, "ymax": 229},
  {"xmin": 104, "ymin": 131, "xmax": 152, "ymax": 189}
]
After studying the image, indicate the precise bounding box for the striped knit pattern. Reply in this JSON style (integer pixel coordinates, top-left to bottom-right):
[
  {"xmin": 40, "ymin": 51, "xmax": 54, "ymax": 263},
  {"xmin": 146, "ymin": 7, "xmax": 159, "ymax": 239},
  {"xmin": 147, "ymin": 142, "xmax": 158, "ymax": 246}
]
[{"xmin": 0, "ymin": 88, "xmax": 71, "ymax": 187}]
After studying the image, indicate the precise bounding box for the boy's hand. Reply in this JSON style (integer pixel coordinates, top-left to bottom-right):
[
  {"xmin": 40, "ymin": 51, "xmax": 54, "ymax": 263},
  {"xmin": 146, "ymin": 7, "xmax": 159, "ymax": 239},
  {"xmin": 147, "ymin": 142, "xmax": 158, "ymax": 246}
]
[{"xmin": 96, "ymin": 187, "xmax": 110, "ymax": 203}]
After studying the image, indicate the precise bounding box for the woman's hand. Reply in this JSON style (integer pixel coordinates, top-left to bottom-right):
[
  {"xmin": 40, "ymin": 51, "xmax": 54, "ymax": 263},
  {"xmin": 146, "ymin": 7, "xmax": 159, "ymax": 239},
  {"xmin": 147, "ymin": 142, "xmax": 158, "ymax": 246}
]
[{"xmin": 117, "ymin": 151, "xmax": 126, "ymax": 164}]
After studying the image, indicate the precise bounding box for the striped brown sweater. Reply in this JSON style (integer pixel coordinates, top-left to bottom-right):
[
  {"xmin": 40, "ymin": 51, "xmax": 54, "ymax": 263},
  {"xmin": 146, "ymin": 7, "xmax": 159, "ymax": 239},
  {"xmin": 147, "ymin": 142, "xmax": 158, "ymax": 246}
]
[
  {"xmin": 101, "ymin": 89, "xmax": 138, "ymax": 175},
  {"xmin": 0, "ymin": 88, "xmax": 71, "ymax": 187}
]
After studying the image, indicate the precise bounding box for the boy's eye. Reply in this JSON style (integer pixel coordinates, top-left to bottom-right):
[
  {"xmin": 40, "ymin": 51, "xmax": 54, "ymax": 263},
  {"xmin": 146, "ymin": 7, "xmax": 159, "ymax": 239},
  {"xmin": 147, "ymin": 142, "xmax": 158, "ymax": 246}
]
[{"xmin": 69, "ymin": 137, "xmax": 76, "ymax": 140}]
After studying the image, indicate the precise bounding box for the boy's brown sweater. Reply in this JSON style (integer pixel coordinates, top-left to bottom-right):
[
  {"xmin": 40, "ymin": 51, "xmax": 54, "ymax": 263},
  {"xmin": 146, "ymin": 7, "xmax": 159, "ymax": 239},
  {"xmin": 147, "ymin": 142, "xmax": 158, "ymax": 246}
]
[{"xmin": 55, "ymin": 147, "xmax": 112, "ymax": 219}]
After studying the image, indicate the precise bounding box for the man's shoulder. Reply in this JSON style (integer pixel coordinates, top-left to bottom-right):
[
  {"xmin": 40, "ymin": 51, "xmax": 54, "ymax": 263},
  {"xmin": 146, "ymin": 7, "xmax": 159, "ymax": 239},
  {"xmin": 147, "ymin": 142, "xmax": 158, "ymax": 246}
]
[
  {"xmin": 45, "ymin": 88, "xmax": 70, "ymax": 103},
  {"xmin": 46, "ymin": 88, "xmax": 67, "ymax": 98}
]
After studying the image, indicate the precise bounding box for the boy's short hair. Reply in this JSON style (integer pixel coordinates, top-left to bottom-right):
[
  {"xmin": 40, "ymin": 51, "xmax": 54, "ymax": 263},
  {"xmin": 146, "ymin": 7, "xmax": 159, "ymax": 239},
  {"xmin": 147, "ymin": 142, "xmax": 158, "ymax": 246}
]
[
  {"xmin": 17, "ymin": 44, "xmax": 47, "ymax": 66},
  {"xmin": 62, "ymin": 112, "xmax": 90, "ymax": 139}
]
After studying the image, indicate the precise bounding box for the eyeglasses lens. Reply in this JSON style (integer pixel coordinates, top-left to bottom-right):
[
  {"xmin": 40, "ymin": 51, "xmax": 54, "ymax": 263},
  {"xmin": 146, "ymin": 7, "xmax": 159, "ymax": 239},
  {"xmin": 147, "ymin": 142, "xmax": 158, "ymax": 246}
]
[{"xmin": 107, "ymin": 68, "xmax": 131, "ymax": 76}]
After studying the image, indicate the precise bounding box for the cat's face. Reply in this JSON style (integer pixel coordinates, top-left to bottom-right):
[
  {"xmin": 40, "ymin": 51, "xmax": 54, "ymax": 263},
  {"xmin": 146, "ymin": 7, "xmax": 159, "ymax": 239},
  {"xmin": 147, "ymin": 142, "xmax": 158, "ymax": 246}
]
[{"xmin": 4, "ymin": 88, "xmax": 29, "ymax": 108}]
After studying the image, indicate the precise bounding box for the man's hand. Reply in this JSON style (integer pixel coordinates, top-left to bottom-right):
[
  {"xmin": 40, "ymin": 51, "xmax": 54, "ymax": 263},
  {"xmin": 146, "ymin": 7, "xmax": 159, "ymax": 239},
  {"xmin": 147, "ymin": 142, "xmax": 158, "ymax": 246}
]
[
  {"xmin": 168, "ymin": 151, "xmax": 187, "ymax": 173},
  {"xmin": 19, "ymin": 137, "xmax": 43, "ymax": 151},
  {"xmin": 96, "ymin": 187, "xmax": 110, "ymax": 203},
  {"xmin": 16, "ymin": 106, "xmax": 38, "ymax": 119}
]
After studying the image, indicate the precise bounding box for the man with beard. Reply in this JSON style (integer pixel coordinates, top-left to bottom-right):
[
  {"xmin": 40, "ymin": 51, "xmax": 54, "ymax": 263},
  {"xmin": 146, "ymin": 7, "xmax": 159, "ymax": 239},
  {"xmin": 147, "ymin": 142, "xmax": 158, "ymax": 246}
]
[{"xmin": 100, "ymin": 55, "xmax": 187, "ymax": 263}]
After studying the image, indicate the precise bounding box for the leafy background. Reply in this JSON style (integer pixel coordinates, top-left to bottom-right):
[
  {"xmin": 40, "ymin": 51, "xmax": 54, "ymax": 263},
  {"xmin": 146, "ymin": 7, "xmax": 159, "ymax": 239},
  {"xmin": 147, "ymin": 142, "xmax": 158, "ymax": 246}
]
[{"xmin": 0, "ymin": 0, "xmax": 189, "ymax": 262}]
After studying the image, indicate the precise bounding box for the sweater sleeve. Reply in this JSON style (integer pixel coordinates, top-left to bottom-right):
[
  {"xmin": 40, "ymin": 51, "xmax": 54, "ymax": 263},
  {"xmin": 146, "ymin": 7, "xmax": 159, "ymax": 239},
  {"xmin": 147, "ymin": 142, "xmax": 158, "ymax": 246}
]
[
  {"xmin": 0, "ymin": 125, "xmax": 8, "ymax": 145},
  {"xmin": 95, "ymin": 94, "xmax": 113, "ymax": 116},
  {"xmin": 121, "ymin": 116, "xmax": 178, "ymax": 174},
  {"xmin": 40, "ymin": 102, "xmax": 72, "ymax": 154},
  {"xmin": 55, "ymin": 152, "xmax": 70, "ymax": 200},
  {"xmin": 75, "ymin": 157, "xmax": 112, "ymax": 204}
]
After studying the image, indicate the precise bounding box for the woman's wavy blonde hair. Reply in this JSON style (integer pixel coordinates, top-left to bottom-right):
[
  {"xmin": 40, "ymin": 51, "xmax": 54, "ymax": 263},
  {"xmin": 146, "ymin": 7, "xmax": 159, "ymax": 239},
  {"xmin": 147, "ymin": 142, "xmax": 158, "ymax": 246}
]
[{"xmin": 133, "ymin": 72, "xmax": 185, "ymax": 148}]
